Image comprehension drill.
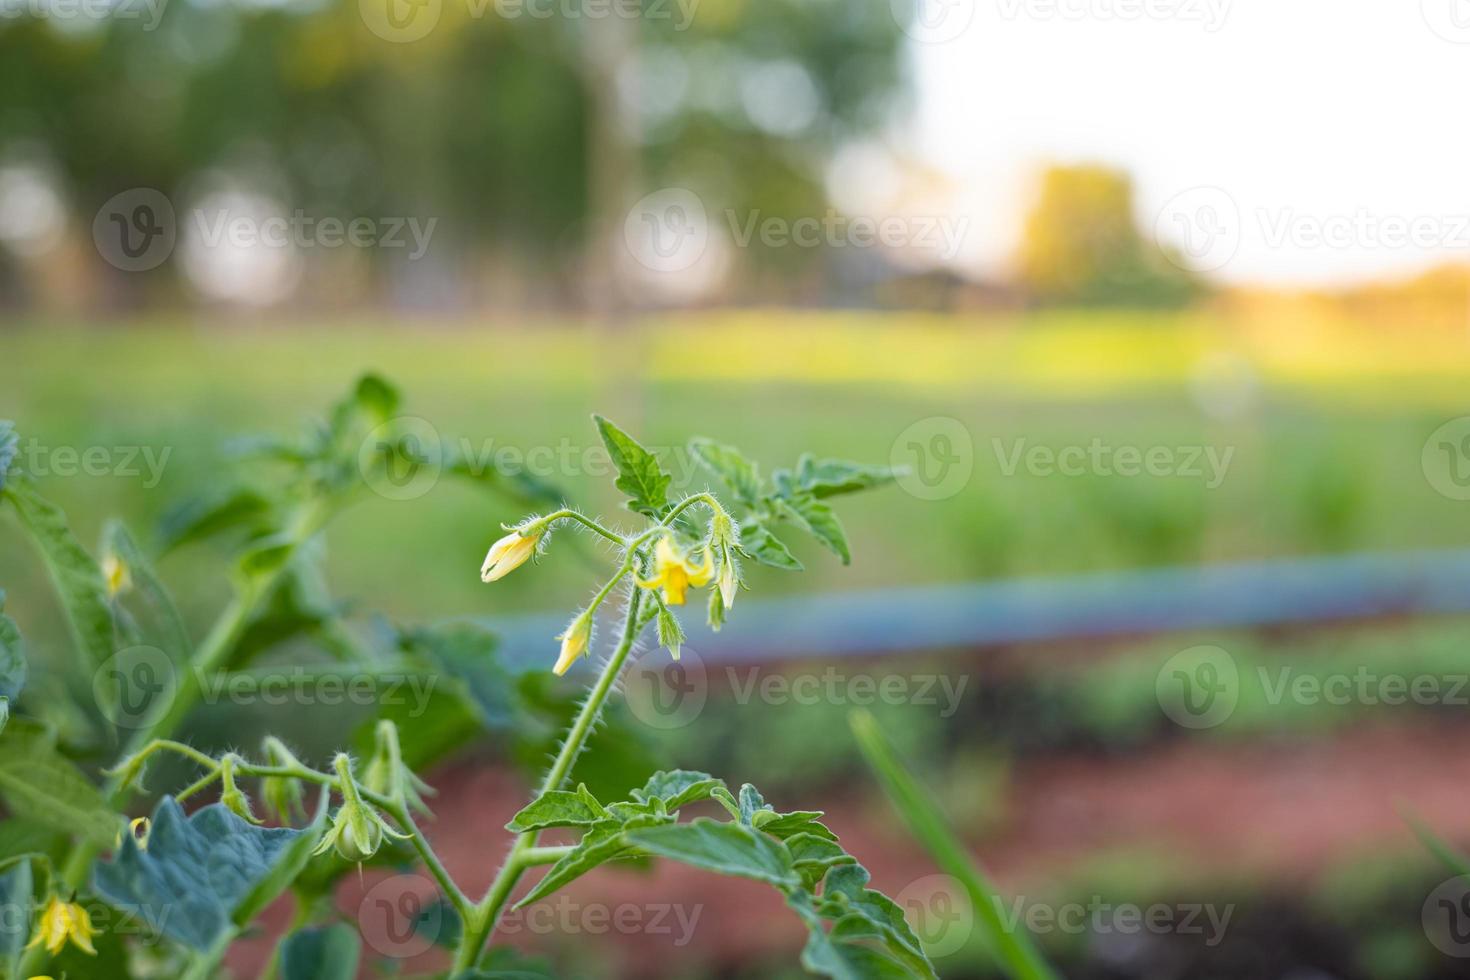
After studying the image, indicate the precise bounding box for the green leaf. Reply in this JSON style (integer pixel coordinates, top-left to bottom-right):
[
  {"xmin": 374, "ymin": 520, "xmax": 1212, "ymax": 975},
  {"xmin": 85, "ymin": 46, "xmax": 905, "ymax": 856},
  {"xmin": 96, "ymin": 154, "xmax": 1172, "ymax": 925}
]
[
  {"xmin": 515, "ymin": 822, "xmax": 640, "ymax": 908},
  {"xmin": 625, "ymin": 818, "xmax": 798, "ymax": 889},
  {"xmin": 689, "ymin": 439, "xmax": 762, "ymax": 507},
  {"xmin": 819, "ymin": 864, "xmax": 933, "ymax": 978},
  {"xmin": 737, "ymin": 783, "xmax": 772, "ymax": 825},
  {"xmin": 0, "ymin": 592, "xmax": 27, "ymax": 702},
  {"xmin": 280, "ymin": 923, "xmax": 360, "ymax": 980},
  {"xmin": 752, "ymin": 810, "xmax": 836, "ymax": 841},
  {"xmin": 785, "ymin": 832, "xmax": 856, "ymax": 890},
  {"xmin": 788, "ymin": 885, "xmax": 931, "ymax": 980},
  {"xmin": 0, "ymin": 725, "xmax": 120, "ymax": 848},
  {"xmin": 444, "ymin": 444, "xmax": 563, "ymax": 509},
  {"xmin": 850, "ymin": 709, "xmax": 1058, "ymax": 980},
  {"xmin": 0, "ymin": 422, "xmax": 16, "ymax": 493},
  {"xmin": 782, "ymin": 493, "xmax": 851, "ymax": 565},
  {"xmin": 0, "ymin": 816, "xmax": 61, "ymax": 865},
  {"xmin": 234, "ymin": 788, "xmax": 330, "ymax": 926},
  {"xmin": 1, "ymin": 473, "xmax": 115, "ymax": 674},
  {"xmin": 507, "ymin": 786, "xmax": 608, "ymax": 833},
  {"xmin": 0, "ymin": 858, "xmax": 32, "ymax": 977},
  {"xmin": 738, "ymin": 522, "xmax": 803, "ymax": 571},
  {"xmin": 402, "ymin": 622, "xmax": 516, "ymax": 729},
  {"xmin": 800, "ymin": 921, "xmax": 916, "ymax": 980},
  {"xmin": 592, "ymin": 415, "xmax": 671, "ymax": 517},
  {"xmin": 795, "ymin": 455, "xmax": 898, "ymax": 499},
  {"xmin": 632, "ymin": 770, "xmax": 726, "ymax": 812},
  {"xmin": 352, "ymin": 373, "xmax": 401, "ymax": 422},
  {"xmin": 93, "ymin": 797, "xmax": 312, "ymax": 951},
  {"xmin": 157, "ymin": 487, "xmax": 274, "ymax": 555}
]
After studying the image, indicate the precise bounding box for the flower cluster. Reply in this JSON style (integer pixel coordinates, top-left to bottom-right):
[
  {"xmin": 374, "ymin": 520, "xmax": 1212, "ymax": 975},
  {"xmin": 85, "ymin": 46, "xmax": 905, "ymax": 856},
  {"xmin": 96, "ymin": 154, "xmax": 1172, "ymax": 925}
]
[{"xmin": 479, "ymin": 499, "xmax": 742, "ymax": 676}]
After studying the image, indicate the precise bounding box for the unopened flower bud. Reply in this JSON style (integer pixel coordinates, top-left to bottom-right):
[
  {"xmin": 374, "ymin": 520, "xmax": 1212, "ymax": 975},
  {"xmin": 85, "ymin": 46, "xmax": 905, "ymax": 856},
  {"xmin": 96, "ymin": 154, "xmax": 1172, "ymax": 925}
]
[
  {"xmin": 480, "ymin": 525, "xmax": 544, "ymax": 582},
  {"xmin": 553, "ymin": 610, "xmax": 593, "ymax": 676}
]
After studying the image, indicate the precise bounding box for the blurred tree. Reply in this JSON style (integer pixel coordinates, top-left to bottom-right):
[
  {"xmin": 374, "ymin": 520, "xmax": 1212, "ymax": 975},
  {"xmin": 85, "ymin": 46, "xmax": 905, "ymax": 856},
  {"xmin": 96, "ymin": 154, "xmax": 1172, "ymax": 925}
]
[
  {"xmin": 1015, "ymin": 164, "xmax": 1201, "ymax": 308},
  {"xmin": 0, "ymin": 0, "xmax": 907, "ymax": 311}
]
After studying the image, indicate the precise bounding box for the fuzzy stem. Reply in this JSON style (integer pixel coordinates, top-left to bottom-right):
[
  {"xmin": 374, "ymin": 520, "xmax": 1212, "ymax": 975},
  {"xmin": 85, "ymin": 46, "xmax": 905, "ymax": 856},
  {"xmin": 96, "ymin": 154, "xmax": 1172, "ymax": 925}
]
[
  {"xmin": 533, "ymin": 508, "xmax": 627, "ymax": 547},
  {"xmin": 450, "ymin": 587, "xmax": 646, "ymax": 974}
]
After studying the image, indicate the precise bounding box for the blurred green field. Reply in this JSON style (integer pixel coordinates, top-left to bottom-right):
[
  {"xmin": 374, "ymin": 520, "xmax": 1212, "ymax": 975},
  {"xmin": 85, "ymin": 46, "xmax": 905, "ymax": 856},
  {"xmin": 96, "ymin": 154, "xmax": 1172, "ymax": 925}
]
[{"xmin": 3, "ymin": 313, "xmax": 1468, "ymax": 654}]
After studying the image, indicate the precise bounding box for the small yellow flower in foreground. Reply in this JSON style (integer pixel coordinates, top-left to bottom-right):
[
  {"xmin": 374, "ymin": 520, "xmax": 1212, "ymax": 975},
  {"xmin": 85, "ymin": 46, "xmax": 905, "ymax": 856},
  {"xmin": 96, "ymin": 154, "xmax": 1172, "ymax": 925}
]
[
  {"xmin": 553, "ymin": 612, "xmax": 592, "ymax": 676},
  {"xmin": 638, "ymin": 538, "xmax": 713, "ymax": 606},
  {"xmin": 480, "ymin": 527, "xmax": 542, "ymax": 582},
  {"xmin": 26, "ymin": 895, "xmax": 97, "ymax": 957},
  {"xmin": 102, "ymin": 553, "xmax": 130, "ymax": 598}
]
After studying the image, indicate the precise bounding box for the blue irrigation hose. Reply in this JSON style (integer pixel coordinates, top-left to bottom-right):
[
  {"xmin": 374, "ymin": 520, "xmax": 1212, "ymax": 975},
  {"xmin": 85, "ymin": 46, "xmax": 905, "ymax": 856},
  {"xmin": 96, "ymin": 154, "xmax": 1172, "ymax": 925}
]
[{"xmin": 478, "ymin": 549, "xmax": 1470, "ymax": 673}]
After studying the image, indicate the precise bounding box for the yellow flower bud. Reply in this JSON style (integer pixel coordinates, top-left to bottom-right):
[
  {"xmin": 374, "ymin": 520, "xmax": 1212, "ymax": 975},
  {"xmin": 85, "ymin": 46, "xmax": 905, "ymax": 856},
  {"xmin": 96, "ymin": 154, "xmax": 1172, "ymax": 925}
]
[
  {"xmin": 480, "ymin": 527, "xmax": 543, "ymax": 582},
  {"xmin": 718, "ymin": 552, "xmax": 738, "ymax": 610},
  {"xmin": 553, "ymin": 611, "xmax": 592, "ymax": 676}
]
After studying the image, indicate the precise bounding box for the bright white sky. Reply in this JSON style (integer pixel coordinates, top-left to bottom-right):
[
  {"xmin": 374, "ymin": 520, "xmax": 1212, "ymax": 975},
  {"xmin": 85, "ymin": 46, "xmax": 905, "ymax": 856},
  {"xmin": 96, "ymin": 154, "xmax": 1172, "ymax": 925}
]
[{"xmin": 904, "ymin": 0, "xmax": 1470, "ymax": 286}]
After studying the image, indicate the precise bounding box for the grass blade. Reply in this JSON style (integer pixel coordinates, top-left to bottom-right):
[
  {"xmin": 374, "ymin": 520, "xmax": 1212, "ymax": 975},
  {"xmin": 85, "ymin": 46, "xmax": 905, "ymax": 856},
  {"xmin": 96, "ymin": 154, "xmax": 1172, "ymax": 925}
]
[{"xmin": 849, "ymin": 708, "xmax": 1059, "ymax": 980}]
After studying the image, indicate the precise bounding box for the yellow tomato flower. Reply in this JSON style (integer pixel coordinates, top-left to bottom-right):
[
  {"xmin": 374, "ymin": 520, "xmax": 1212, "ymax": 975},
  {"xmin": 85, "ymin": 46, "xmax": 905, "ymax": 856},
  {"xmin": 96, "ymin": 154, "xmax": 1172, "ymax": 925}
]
[
  {"xmin": 552, "ymin": 611, "xmax": 592, "ymax": 676},
  {"xmin": 26, "ymin": 895, "xmax": 97, "ymax": 957},
  {"xmin": 638, "ymin": 538, "xmax": 713, "ymax": 606},
  {"xmin": 480, "ymin": 528, "xmax": 542, "ymax": 582}
]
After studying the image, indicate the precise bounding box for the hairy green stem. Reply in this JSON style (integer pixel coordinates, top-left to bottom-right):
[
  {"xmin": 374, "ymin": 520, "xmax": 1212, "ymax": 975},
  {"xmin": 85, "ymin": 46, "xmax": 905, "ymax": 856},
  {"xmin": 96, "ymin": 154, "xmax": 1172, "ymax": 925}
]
[
  {"xmin": 534, "ymin": 508, "xmax": 629, "ymax": 547},
  {"xmin": 450, "ymin": 587, "xmax": 646, "ymax": 974}
]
